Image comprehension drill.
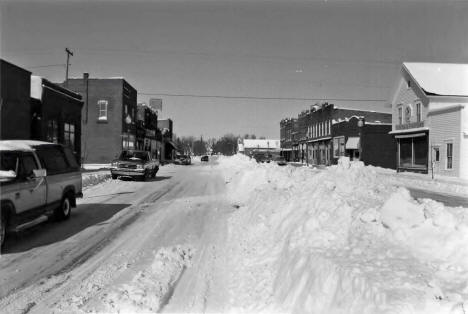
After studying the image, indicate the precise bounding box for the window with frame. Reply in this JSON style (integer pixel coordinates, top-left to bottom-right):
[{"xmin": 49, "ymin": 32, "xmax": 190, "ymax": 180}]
[
  {"xmin": 416, "ymin": 103, "xmax": 422, "ymax": 122},
  {"xmin": 46, "ymin": 120, "xmax": 58, "ymax": 143},
  {"xmin": 446, "ymin": 142, "xmax": 453, "ymax": 169},
  {"xmin": 64, "ymin": 122, "xmax": 75, "ymax": 149},
  {"xmin": 333, "ymin": 137, "xmax": 345, "ymax": 158},
  {"xmin": 398, "ymin": 107, "xmax": 403, "ymax": 125},
  {"xmin": 98, "ymin": 100, "xmax": 108, "ymax": 121}
]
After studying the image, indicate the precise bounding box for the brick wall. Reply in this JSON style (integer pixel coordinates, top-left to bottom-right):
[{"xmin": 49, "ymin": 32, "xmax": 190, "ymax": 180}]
[{"xmin": 66, "ymin": 78, "xmax": 138, "ymax": 163}]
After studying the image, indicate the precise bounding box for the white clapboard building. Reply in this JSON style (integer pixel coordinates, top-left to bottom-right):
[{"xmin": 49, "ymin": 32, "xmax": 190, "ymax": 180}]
[{"xmin": 389, "ymin": 62, "xmax": 468, "ymax": 179}]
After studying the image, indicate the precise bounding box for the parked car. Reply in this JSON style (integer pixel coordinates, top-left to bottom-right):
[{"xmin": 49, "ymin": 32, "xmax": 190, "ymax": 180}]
[
  {"xmin": 0, "ymin": 140, "xmax": 83, "ymax": 248},
  {"xmin": 174, "ymin": 155, "xmax": 191, "ymax": 165},
  {"xmin": 253, "ymin": 153, "xmax": 272, "ymax": 163},
  {"xmin": 111, "ymin": 150, "xmax": 159, "ymax": 181},
  {"xmin": 201, "ymin": 155, "xmax": 209, "ymax": 162},
  {"xmin": 275, "ymin": 156, "xmax": 287, "ymax": 166}
]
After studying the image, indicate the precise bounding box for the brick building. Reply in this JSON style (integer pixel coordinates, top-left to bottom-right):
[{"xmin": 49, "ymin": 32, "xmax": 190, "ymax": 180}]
[
  {"xmin": 1, "ymin": 60, "xmax": 83, "ymax": 158},
  {"xmin": 332, "ymin": 116, "xmax": 395, "ymax": 169},
  {"xmin": 158, "ymin": 118, "xmax": 175, "ymax": 163},
  {"xmin": 30, "ymin": 76, "xmax": 83, "ymax": 157},
  {"xmin": 281, "ymin": 102, "xmax": 393, "ymax": 167},
  {"xmin": 389, "ymin": 62, "xmax": 468, "ymax": 179},
  {"xmin": 65, "ymin": 77, "xmax": 138, "ymax": 163},
  {"xmin": 280, "ymin": 118, "xmax": 296, "ymax": 161},
  {"xmin": 136, "ymin": 102, "xmax": 160, "ymax": 158}
]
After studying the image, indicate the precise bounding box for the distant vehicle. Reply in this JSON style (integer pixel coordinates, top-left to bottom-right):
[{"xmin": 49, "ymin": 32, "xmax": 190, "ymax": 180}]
[
  {"xmin": 174, "ymin": 154, "xmax": 191, "ymax": 165},
  {"xmin": 0, "ymin": 140, "xmax": 83, "ymax": 248},
  {"xmin": 111, "ymin": 150, "xmax": 159, "ymax": 181},
  {"xmin": 201, "ymin": 155, "xmax": 209, "ymax": 162},
  {"xmin": 253, "ymin": 153, "xmax": 272, "ymax": 163},
  {"xmin": 275, "ymin": 156, "xmax": 287, "ymax": 166}
]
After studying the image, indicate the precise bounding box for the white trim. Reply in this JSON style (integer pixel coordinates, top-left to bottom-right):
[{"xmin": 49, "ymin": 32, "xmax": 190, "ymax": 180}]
[
  {"xmin": 395, "ymin": 133, "xmax": 427, "ymax": 139},
  {"xmin": 428, "ymin": 104, "xmax": 464, "ymax": 115},
  {"xmin": 389, "ymin": 127, "xmax": 429, "ymax": 135}
]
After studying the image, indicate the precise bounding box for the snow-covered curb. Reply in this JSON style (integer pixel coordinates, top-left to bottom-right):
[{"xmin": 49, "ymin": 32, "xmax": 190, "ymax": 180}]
[{"xmin": 82, "ymin": 170, "xmax": 111, "ymax": 188}]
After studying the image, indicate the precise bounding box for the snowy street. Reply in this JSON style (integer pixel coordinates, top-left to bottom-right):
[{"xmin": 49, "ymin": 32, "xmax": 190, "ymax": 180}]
[{"xmin": 1, "ymin": 156, "xmax": 468, "ymax": 313}]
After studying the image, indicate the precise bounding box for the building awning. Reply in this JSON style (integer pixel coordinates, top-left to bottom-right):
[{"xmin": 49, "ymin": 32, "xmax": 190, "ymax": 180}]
[
  {"xmin": 166, "ymin": 141, "xmax": 177, "ymax": 149},
  {"xmin": 345, "ymin": 137, "xmax": 360, "ymax": 150},
  {"xmin": 394, "ymin": 133, "xmax": 427, "ymax": 139}
]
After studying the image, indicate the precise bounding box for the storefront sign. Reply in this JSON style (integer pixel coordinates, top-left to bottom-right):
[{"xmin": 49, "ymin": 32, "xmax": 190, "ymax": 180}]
[
  {"xmin": 145, "ymin": 129, "xmax": 156, "ymax": 137},
  {"xmin": 395, "ymin": 121, "xmax": 424, "ymax": 130}
]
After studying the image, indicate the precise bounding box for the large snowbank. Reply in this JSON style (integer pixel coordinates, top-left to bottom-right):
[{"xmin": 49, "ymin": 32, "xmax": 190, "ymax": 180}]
[
  {"xmin": 218, "ymin": 155, "xmax": 468, "ymax": 313},
  {"xmin": 82, "ymin": 171, "xmax": 111, "ymax": 188}
]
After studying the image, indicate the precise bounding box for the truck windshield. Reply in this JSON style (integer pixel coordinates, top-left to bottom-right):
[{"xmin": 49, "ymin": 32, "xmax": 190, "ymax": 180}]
[{"xmin": 119, "ymin": 151, "xmax": 148, "ymax": 161}]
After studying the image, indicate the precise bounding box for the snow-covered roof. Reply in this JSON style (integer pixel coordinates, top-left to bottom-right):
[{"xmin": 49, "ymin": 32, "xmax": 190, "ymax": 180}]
[
  {"xmin": 403, "ymin": 62, "xmax": 468, "ymax": 97},
  {"xmin": 0, "ymin": 140, "xmax": 53, "ymax": 152},
  {"xmin": 243, "ymin": 139, "xmax": 280, "ymax": 149}
]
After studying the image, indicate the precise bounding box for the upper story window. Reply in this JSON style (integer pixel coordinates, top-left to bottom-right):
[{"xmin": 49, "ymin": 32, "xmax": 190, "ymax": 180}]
[
  {"xmin": 416, "ymin": 102, "xmax": 422, "ymax": 122},
  {"xmin": 398, "ymin": 107, "xmax": 403, "ymax": 125},
  {"xmin": 98, "ymin": 100, "xmax": 108, "ymax": 121}
]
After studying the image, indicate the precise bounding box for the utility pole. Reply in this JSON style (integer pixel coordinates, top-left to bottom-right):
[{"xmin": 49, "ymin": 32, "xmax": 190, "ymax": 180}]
[{"xmin": 65, "ymin": 48, "xmax": 74, "ymax": 87}]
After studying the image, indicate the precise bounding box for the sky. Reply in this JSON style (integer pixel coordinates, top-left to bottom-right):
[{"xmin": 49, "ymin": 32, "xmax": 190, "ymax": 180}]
[{"xmin": 1, "ymin": 0, "xmax": 468, "ymax": 139}]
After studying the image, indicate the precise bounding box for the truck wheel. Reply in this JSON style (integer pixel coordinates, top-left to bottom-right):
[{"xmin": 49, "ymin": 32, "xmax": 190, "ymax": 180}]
[
  {"xmin": 55, "ymin": 194, "xmax": 72, "ymax": 221},
  {"xmin": 111, "ymin": 174, "xmax": 118, "ymax": 179},
  {"xmin": 151, "ymin": 168, "xmax": 157, "ymax": 178}
]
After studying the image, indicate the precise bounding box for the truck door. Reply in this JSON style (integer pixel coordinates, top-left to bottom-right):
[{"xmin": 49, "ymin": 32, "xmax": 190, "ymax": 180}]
[{"xmin": 14, "ymin": 152, "xmax": 47, "ymax": 215}]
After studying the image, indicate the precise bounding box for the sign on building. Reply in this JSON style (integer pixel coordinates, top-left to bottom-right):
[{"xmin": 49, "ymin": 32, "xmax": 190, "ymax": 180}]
[{"xmin": 149, "ymin": 98, "xmax": 162, "ymax": 112}]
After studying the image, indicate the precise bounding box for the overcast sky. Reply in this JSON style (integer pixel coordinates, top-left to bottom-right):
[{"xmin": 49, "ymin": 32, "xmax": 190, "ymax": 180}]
[{"xmin": 1, "ymin": 0, "xmax": 467, "ymax": 138}]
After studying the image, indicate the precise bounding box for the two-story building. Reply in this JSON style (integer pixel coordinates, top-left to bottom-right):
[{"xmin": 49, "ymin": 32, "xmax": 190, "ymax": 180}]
[
  {"xmin": 65, "ymin": 76, "xmax": 138, "ymax": 164},
  {"xmin": 280, "ymin": 118, "xmax": 296, "ymax": 161},
  {"xmin": 1, "ymin": 60, "xmax": 83, "ymax": 158},
  {"xmin": 304, "ymin": 103, "xmax": 392, "ymax": 166},
  {"xmin": 389, "ymin": 62, "xmax": 468, "ymax": 179}
]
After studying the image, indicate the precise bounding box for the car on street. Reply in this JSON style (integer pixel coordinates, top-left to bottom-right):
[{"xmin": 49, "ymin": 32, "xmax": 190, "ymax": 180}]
[
  {"xmin": 174, "ymin": 154, "xmax": 191, "ymax": 165},
  {"xmin": 111, "ymin": 150, "xmax": 159, "ymax": 181},
  {"xmin": 201, "ymin": 155, "xmax": 209, "ymax": 162},
  {"xmin": 274, "ymin": 156, "xmax": 287, "ymax": 166},
  {"xmin": 0, "ymin": 140, "xmax": 83, "ymax": 248}
]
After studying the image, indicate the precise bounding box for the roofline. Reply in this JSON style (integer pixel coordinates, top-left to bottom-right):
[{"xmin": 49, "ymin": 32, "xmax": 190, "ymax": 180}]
[{"xmin": 0, "ymin": 59, "xmax": 32, "ymax": 75}]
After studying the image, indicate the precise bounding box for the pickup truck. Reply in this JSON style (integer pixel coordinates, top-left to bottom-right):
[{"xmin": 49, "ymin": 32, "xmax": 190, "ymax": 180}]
[
  {"xmin": 0, "ymin": 140, "xmax": 83, "ymax": 248},
  {"xmin": 111, "ymin": 150, "xmax": 159, "ymax": 181}
]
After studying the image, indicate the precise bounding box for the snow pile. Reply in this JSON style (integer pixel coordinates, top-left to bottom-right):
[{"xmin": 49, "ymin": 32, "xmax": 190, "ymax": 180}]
[
  {"xmin": 100, "ymin": 245, "xmax": 193, "ymax": 313},
  {"xmin": 82, "ymin": 171, "xmax": 111, "ymax": 188},
  {"xmin": 218, "ymin": 155, "xmax": 468, "ymax": 314}
]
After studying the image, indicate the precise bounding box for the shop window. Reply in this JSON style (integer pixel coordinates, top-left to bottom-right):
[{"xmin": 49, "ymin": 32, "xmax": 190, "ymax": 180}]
[
  {"xmin": 333, "ymin": 137, "xmax": 345, "ymax": 158},
  {"xmin": 398, "ymin": 135, "xmax": 428, "ymax": 169},
  {"xmin": 416, "ymin": 103, "xmax": 422, "ymax": 122},
  {"xmin": 398, "ymin": 107, "xmax": 403, "ymax": 125},
  {"xmin": 64, "ymin": 122, "xmax": 75, "ymax": 149},
  {"xmin": 413, "ymin": 136, "xmax": 427, "ymax": 166},
  {"xmin": 98, "ymin": 100, "xmax": 108, "ymax": 121},
  {"xmin": 46, "ymin": 119, "xmax": 58, "ymax": 143},
  {"xmin": 446, "ymin": 142, "xmax": 453, "ymax": 169}
]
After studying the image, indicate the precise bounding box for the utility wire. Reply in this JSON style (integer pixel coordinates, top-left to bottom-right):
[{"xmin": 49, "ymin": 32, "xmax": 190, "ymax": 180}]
[
  {"xmin": 138, "ymin": 92, "xmax": 386, "ymax": 102},
  {"xmin": 27, "ymin": 63, "xmax": 66, "ymax": 68}
]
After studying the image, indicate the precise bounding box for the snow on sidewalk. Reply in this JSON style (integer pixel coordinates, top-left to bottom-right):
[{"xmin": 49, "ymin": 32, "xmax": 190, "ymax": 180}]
[{"xmin": 217, "ymin": 155, "xmax": 468, "ymax": 314}]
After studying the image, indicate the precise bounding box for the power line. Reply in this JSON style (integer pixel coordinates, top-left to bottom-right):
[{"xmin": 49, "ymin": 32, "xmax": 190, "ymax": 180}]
[
  {"xmin": 27, "ymin": 64, "xmax": 66, "ymax": 69},
  {"xmin": 138, "ymin": 92, "xmax": 386, "ymax": 102}
]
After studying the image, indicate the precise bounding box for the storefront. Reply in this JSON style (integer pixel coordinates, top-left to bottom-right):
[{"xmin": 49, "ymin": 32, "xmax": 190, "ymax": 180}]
[{"xmin": 394, "ymin": 131, "xmax": 429, "ymax": 173}]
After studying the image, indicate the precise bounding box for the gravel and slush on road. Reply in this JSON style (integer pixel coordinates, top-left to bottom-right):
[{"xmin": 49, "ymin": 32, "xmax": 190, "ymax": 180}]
[{"xmin": 1, "ymin": 155, "xmax": 467, "ymax": 314}]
